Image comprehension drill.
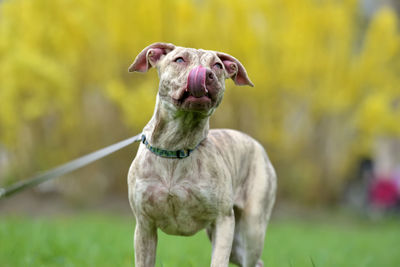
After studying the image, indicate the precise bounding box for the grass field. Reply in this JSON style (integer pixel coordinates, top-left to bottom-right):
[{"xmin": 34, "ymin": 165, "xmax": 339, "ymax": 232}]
[{"xmin": 0, "ymin": 213, "xmax": 399, "ymax": 267}]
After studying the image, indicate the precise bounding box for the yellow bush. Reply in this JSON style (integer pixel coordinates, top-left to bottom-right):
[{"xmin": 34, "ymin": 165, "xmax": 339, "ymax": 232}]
[{"xmin": 0, "ymin": 0, "xmax": 399, "ymax": 203}]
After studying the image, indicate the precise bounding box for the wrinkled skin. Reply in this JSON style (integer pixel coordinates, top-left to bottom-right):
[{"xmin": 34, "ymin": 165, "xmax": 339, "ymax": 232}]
[{"xmin": 127, "ymin": 43, "xmax": 277, "ymax": 267}]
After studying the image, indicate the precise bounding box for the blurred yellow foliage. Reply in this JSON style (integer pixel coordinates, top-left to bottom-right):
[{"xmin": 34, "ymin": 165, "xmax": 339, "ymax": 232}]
[{"xmin": 0, "ymin": 0, "xmax": 399, "ymax": 203}]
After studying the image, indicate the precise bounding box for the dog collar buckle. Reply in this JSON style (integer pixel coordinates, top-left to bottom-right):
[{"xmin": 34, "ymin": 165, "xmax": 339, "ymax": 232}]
[
  {"xmin": 176, "ymin": 149, "xmax": 191, "ymax": 159},
  {"xmin": 141, "ymin": 135, "xmax": 195, "ymax": 159}
]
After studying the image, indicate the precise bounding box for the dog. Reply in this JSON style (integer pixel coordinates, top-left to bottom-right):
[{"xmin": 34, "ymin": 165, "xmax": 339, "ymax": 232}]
[{"xmin": 127, "ymin": 42, "xmax": 277, "ymax": 267}]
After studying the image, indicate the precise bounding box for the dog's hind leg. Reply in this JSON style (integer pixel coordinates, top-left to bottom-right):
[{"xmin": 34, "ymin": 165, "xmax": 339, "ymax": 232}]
[
  {"xmin": 229, "ymin": 206, "xmax": 268, "ymax": 267},
  {"xmin": 230, "ymin": 150, "xmax": 277, "ymax": 267}
]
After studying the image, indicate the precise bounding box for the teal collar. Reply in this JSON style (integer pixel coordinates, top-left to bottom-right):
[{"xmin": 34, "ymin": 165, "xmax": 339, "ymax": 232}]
[{"xmin": 141, "ymin": 135, "xmax": 201, "ymax": 159}]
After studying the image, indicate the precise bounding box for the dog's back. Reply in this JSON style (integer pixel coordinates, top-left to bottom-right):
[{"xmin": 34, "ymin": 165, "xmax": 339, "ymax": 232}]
[{"xmin": 208, "ymin": 129, "xmax": 276, "ymax": 207}]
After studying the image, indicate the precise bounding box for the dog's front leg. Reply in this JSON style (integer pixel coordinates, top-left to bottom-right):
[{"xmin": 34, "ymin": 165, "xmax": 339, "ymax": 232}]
[
  {"xmin": 210, "ymin": 210, "xmax": 235, "ymax": 267},
  {"xmin": 134, "ymin": 220, "xmax": 157, "ymax": 267}
]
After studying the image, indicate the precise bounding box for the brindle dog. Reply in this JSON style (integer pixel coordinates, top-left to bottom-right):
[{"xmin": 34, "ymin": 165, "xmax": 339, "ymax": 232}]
[{"xmin": 127, "ymin": 42, "xmax": 277, "ymax": 267}]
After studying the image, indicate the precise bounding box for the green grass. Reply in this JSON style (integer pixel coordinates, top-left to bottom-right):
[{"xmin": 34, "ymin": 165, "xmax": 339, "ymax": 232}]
[{"xmin": 1, "ymin": 214, "xmax": 399, "ymax": 267}]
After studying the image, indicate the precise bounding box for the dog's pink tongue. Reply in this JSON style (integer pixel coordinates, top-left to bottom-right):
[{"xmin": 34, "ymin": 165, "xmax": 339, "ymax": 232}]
[{"xmin": 187, "ymin": 66, "xmax": 207, "ymax": 97}]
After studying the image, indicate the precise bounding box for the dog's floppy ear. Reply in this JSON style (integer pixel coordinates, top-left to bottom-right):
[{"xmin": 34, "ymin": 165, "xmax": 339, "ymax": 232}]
[
  {"xmin": 216, "ymin": 52, "xmax": 254, "ymax": 87},
  {"xmin": 128, "ymin": 42, "xmax": 176, "ymax": 72}
]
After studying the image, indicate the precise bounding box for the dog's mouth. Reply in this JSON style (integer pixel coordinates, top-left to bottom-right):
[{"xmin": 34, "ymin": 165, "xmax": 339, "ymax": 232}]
[
  {"xmin": 172, "ymin": 66, "xmax": 215, "ymax": 111},
  {"xmin": 181, "ymin": 89, "xmax": 211, "ymax": 102},
  {"xmin": 173, "ymin": 88, "xmax": 212, "ymax": 111}
]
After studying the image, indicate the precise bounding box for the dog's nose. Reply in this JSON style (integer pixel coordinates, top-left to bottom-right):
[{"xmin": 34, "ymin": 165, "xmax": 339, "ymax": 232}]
[
  {"xmin": 206, "ymin": 69, "xmax": 214, "ymax": 84},
  {"xmin": 186, "ymin": 66, "xmax": 210, "ymax": 98}
]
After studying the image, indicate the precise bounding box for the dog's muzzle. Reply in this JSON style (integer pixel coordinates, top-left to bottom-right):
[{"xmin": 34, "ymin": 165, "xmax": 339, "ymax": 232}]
[{"xmin": 186, "ymin": 66, "xmax": 211, "ymax": 98}]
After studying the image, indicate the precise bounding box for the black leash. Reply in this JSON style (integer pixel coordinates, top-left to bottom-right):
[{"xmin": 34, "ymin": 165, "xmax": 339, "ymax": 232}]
[{"xmin": 0, "ymin": 134, "xmax": 142, "ymax": 200}]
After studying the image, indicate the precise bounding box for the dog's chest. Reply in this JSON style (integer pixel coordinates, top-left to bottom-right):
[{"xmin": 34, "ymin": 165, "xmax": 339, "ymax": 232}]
[{"xmin": 135, "ymin": 171, "xmax": 224, "ymax": 236}]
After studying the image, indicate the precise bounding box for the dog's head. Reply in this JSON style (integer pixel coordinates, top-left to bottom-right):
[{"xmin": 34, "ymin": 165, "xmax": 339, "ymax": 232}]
[{"xmin": 129, "ymin": 42, "xmax": 253, "ymax": 114}]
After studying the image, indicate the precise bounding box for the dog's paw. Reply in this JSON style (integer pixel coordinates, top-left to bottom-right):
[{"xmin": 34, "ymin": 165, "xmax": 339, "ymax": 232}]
[{"xmin": 256, "ymin": 259, "xmax": 264, "ymax": 267}]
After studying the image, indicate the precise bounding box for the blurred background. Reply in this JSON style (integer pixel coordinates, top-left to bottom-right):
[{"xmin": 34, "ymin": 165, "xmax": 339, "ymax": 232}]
[{"xmin": 0, "ymin": 0, "xmax": 400, "ymax": 266}]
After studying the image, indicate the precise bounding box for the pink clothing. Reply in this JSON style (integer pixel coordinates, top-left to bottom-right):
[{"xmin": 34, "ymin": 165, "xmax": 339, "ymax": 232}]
[{"xmin": 370, "ymin": 178, "xmax": 399, "ymax": 208}]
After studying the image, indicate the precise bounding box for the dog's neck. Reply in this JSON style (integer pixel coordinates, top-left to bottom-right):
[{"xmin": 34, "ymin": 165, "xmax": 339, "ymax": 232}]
[{"xmin": 142, "ymin": 96, "xmax": 211, "ymax": 150}]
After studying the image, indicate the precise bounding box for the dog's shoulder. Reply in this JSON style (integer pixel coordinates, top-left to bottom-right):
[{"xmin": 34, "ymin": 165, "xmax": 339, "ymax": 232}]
[
  {"xmin": 206, "ymin": 128, "xmax": 267, "ymax": 159},
  {"xmin": 208, "ymin": 129, "xmax": 260, "ymax": 147}
]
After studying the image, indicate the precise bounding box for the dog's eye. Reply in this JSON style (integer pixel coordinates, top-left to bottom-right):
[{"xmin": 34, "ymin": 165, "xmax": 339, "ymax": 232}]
[
  {"xmin": 213, "ymin": 62, "xmax": 223, "ymax": 69},
  {"xmin": 174, "ymin": 57, "xmax": 185, "ymax": 63}
]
